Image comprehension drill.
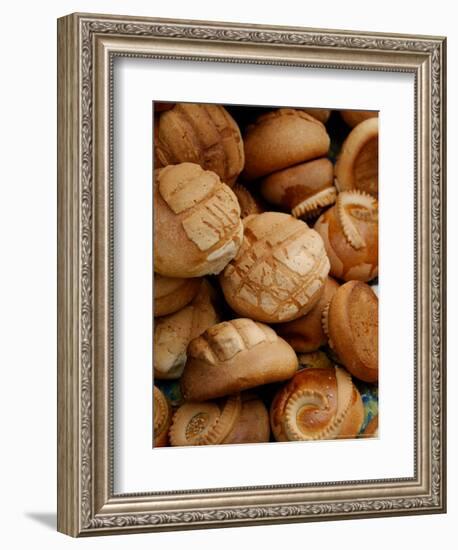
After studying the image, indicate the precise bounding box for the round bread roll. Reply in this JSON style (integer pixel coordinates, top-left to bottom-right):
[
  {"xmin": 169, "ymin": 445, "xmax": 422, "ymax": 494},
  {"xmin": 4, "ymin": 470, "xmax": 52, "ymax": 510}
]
[
  {"xmin": 154, "ymin": 281, "xmax": 219, "ymax": 380},
  {"xmin": 153, "ymin": 386, "xmax": 172, "ymax": 447},
  {"xmin": 361, "ymin": 414, "xmax": 378, "ymax": 437},
  {"xmin": 270, "ymin": 366, "xmax": 358, "ymax": 441},
  {"xmin": 181, "ymin": 318, "xmax": 298, "ymax": 401},
  {"xmin": 275, "ymin": 277, "xmax": 339, "ymax": 352},
  {"xmin": 323, "ymin": 280, "xmax": 378, "ymax": 382},
  {"xmin": 335, "ymin": 117, "xmax": 378, "ymax": 197},
  {"xmin": 301, "ymin": 107, "xmax": 331, "ymax": 124},
  {"xmin": 154, "ymin": 103, "xmax": 244, "ymax": 186},
  {"xmin": 242, "ymin": 109, "xmax": 330, "ymax": 181},
  {"xmin": 260, "ymin": 158, "xmax": 336, "ymax": 219},
  {"xmin": 340, "ymin": 109, "xmax": 377, "ymax": 128},
  {"xmin": 169, "ymin": 394, "xmax": 242, "ymax": 446},
  {"xmin": 154, "ymin": 274, "xmax": 202, "ymax": 317},
  {"xmin": 154, "ymin": 163, "xmax": 243, "ymax": 278},
  {"xmin": 314, "ymin": 190, "xmax": 378, "ymax": 282},
  {"xmin": 220, "ymin": 212, "xmax": 330, "ymax": 323},
  {"xmin": 232, "ymin": 183, "xmax": 265, "ymax": 218},
  {"xmin": 223, "ymin": 393, "xmax": 271, "ymax": 444}
]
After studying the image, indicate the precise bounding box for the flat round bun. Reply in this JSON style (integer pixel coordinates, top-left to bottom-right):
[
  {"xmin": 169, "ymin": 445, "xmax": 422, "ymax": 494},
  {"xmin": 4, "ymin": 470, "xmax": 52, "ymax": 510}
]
[
  {"xmin": 154, "ymin": 163, "xmax": 243, "ymax": 278},
  {"xmin": 314, "ymin": 190, "xmax": 378, "ymax": 282},
  {"xmin": 325, "ymin": 280, "xmax": 378, "ymax": 382},
  {"xmin": 335, "ymin": 117, "xmax": 378, "ymax": 197},
  {"xmin": 154, "ymin": 103, "xmax": 244, "ymax": 186},
  {"xmin": 242, "ymin": 109, "xmax": 330, "ymax": 181},
  {"xmin": 340, "ymin": 109, "xmax": 377, "ymax": 128},
  {"xmin": 220, "ymin": 212, "xmax": 330, "ymax": 323},
  {"xmin": 153, "ymin": 386, "xmax": 172, "ymax": 447},
  {"xmin": 181, "ymin": 318, "xmax": 298, "ymax": 401},
  {"xmin": 223, "ymin": 393, "xmax": 271, "ymax": 444},
  {"xmin": 154, "ymin": 274, "xmax": 202, "ymax": 317}
]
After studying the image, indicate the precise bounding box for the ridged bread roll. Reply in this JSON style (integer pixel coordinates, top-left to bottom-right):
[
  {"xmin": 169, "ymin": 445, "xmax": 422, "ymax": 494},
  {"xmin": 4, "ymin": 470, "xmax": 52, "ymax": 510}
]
[
  {"xmin": 220, "ymin": 212, "xmax": 330, "ymax": 323},
  {"xmin": 181, "ymin": 318, "xmax": 298, "ymax": 401},
  {"xmin": 154, "ymin": 163, "xmax": 243, "ymax": 278},
  {"xmin": 154, "ymin": 274, "xmax": 202, "ymax": 317},
  {"xmin": 154, "ymin": 103, "xmax": 244, "ymax": 186},
  {"xmin": 314, "ymin": 190, "xmax": 378, "ymax": 282},
  {"xmin": 153, "ymin": 386, "xmax": 172, "ymax": 447}
]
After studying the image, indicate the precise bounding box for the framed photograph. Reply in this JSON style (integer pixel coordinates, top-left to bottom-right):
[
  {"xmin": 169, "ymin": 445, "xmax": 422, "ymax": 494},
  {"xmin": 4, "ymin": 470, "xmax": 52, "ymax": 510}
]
[{"xmin": 57, "ymin": 13, "xmax": 446, "ymax": 536}]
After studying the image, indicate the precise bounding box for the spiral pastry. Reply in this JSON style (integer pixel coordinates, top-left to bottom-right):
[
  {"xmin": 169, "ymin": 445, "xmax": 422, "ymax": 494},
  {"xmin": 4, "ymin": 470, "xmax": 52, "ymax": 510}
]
[{"xmin": 153, "ymin": 386, "xmax": 172, "ymax": 447}]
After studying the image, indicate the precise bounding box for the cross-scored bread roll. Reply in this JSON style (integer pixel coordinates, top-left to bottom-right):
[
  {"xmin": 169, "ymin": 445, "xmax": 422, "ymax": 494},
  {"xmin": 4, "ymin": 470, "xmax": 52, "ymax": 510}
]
[
  {"xmin": 154, "ymin": 274, "xmax": 202, "ymax": 317},
  {"xmin": 154, "ymin": 163, "xmax": 244, "ymax": 278},
  {"xmin": 314, "ymin": 190, "xmax": 378, "ymax": 282},
  {"xmin": 153, "ymin": 386, "xmax": 172, "ymax": 447},
  {"xmin": 323, "ymin": 280, "xmax": 378, "ymax": 382},
  {"xmin": 220, "ymin": 212, "xmax": 330, "ymax": 323},
  {"xmin": 270, "ymin": 366, "xmax": 360, "ymax": 441},
  {"xmin": 181, "ymin": 318, "xmax": 298, "ymax": 401},
  {"xmin": 154, "ymin": 103, "xmax": 244, "ymax": 186}
]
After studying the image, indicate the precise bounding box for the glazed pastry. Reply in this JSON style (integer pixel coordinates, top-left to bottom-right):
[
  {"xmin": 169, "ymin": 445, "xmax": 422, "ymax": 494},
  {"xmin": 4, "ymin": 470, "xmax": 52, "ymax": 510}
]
[
  {"xmin": 242, "ymin": 109, "xmax": 330, "ymax": 181},
  {"xmin": 223, "ymin": 393, "xmax": 271, "ymax": 444},
  {"xmin": 154, "ymin": 103, "xmax": 244, "ymax": 186},
  {"xmin": 260, "ymin": 158, "xmax": 336, "ymax": 219},
  {"xmin": 360, "ymin": 414, "xmax": 378, "ymax": 437},
  {"xmin": 340, "ymin": 109, "xmax": 377, "ymax": 128},
  {"xmin": 314, "ymin": 190, "xmax": 378, "ymax": 282},
  {"xmin": 323, "ymin": 280, "xmax": 378, "ymax": 382},
  {"xmin": 220, "ymin": 212, "xmax": 330, "ymax": 323},
  {"xmin": 154, "ymin": 273, "xmax": 202, "ymax": 317},
  {"xmin": 301, "ymin": 107, "xmax": 331, "ymax": 124},
  {"xmin": 270, "ymin": 366, "xmax": 359, "ymax": 441},
  {"xmin": 232, "ymin": 183, "xmax": 265, "ymax": 218},
  {"xmin": 275, "ymin": 277, "xmax": 339, "ymax": 352},
  {"xmin": 169, "ymin": 394, "xmax": 242, "ymax": 446},
  {"xmin": 181, "ymin": 318, "xmax": 298, "ymax": 401},
  {"xmin": 297, "ymin": 351, "xmax": 334, "ymax": 370},
  {"xmin": 154, "ymin": 281, "xmax": 219, "ymax": 379},
  {"xmin": 154, "ymin": 163, "xmax": 243, "ymax": 278},
  {"xmin": 153, "ymin": 386, "xmax": 172, "ymax": 447},
  {"xmin": 335, "ymin": 117, "xmax": 379, "ymax": 197}
]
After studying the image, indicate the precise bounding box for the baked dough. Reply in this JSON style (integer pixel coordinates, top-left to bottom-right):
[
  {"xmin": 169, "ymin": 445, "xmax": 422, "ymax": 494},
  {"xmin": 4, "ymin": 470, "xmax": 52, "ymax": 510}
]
[
  {"xmin": 153, "ymin": 386, "xmax": 172, "ymax": 447},
  {"xmin": 154, "ymin": 274, "xmax": 202, "ymax": 317}
]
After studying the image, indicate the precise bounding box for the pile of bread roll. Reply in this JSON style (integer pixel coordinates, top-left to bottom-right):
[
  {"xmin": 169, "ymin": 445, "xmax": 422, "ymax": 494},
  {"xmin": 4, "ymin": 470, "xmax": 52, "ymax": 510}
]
[{"xmin": 153, "ymin": 102, "xmax": 379, "ymax": 447}]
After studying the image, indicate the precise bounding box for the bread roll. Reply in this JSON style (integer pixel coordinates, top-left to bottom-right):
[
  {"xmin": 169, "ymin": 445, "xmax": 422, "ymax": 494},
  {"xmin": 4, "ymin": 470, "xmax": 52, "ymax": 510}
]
[
  {"xmin": 340, "ymin": 109, "xmax": 377, "ymax": 128},
  {"xmin": 223, "ymin": 393, "xmax": 271, "ymax": 444},
  {"xmin": 301, "ymin": 108, "xmax": 331, "ymax": 124},
  {"xmin": 243, "ymin": 109, "xmax": 330, "ymax": 181},
  {"xmin": 154, "ymin": 274, "xmax": 202, "ymax": 317},
  {"xmin": 220, "ymin": 212, "xmax": 330, "ymax": 323},
  {"xmin": 314, "ymin": 190, "xmax": 378, "ymax": 282},
  {"xmin": 154, "ymin": 163, "xmax": 243, "ymax": 278},
  {"xmin": 154, "ymin": 103, "xmax": 244, "ymax": 186},
  {"xmin": 181, "ymin": 318, "xmax": 298, "ymax": 401},
  {"xmin": 153, "ymin": 386, "xmax": 172, "ymax": 447},
  {"xmin": 338, "ymin": 385, "xmax": 365, "ymax": 438}
]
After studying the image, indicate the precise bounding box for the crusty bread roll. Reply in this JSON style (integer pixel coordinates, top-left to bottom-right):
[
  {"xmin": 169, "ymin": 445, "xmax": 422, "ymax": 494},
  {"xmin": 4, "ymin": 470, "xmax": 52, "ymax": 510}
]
[
  {"xmin": 270, "ymin": 366, "xmax": 358, "ymax": 441},
  {"xmin": 340, "ymin": 109, "xmax": 377, "ymax": 128},
  {"xmin": 335, "ymin": 117, "xmax": 378, "ymax": 197},
  {"xmin": 314, "ymin": 190, "xmax": 378, "ymax": 282},
  {"xmin": 223, "ymin": 393, "xmax": 271, "ymax": 444},
  {"xmin": 219, "ymin": 212, "xmax": 330, "ymax": 323},
  {"xmin": 181, "ymin": 318, "xmax": 298, "ymax": 401},
  {"xmin": 242, "ymin": 109, "xmax": 330, "ymax": 181},
  {"xmin": 154, "ymin": 274, "xmax": 202, "ymax": 317},
  {"xmin": 275, "ymin": 277, "xmax": 339, "ymax": 352},
  {"xmin": 323, "ymin": 280, "xmax": 378, "ymax": 382},
  {"xmin": 260, "ymin": 158, "xmax": 336, "ymax": 219},
  {"xmin": 154, "ymin": 163, "xmax": 243, "ymax": 278},
  {"xmin": 153, "ymin": 386, "xmax": 172, "ymax": 447},
  {"xmin": 154, "ymin": 103, "xmax": 244, "ymax": 186},
  {"xmin": 232, "ymin": 183, "xmax": 265, "ymax": 218},
  {"xmin": 154, "ymin": 281, "xmax": 219, "ymax": 380}
]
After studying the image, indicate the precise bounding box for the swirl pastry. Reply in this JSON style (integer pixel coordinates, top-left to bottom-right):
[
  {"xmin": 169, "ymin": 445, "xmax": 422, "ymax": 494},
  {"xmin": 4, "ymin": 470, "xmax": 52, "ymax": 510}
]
[
  {"xmin": 220, "ymin": 212, "xmax": 330, "ymax": 323},
  {"xmin": 153, "ymin": 386, "xmax": 172, "ymax": 447},
  {"xmin": 314, "ymin": 190, "xmax": 378, "ymax": 282},
  {"xmin": 270, "ymin": 366, "xmax": 362, "ymax": 441},
  {"xmin": 154, "ymin": 103, "xmax": 244, "ymax": 186},
  {"xmin": 181, "ymin": 318, "xmax": 298, "ymax": 401},
  {"xmin": 335, "ymin": 117, "xmax": 379, "ymax": 197},
  {"xmin": 323, "ymin": 280, "xmax": 378, "ymax": 382},
  {"xmin": 154, "ymin": 274, "xmax": 202, "ymax": 317},
  {"xmin": 154, "ymin": 163, "xmax": 243, "ymax": 278},
  {"xmin": 242, "ymin": 109, "xmax": 330, "ymax": 181}
]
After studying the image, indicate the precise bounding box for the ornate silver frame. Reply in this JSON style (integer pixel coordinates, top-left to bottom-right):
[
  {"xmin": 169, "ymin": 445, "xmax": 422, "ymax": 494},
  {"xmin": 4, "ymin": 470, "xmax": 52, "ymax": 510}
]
[{"xmin": 57, "ymin": 13, "xmax": 446, "ymax": 536}]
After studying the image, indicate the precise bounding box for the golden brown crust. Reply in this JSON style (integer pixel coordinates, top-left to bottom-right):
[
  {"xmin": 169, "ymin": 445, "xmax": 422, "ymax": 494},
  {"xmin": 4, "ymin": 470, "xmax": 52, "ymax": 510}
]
[
  {"xmin": 313, "ymin": 190, "xmax": 378, "ymax": 282},
  {"xmin": 154, "ymin": 274, "xmax": 202, "ymax": 317},
  {"xmin": 275, "ymin": 277, "xmax": 339, "ymax": 352},
  {"xmin": 181, "ymin": 318, "xmax": 298, "ymax": 401},
  {"xmin": 232, "ymin": 183, "xmax": 265, "ymax": 218},
  {"xmin": 338, "ymin": 385, "xmax": 365, "ymax": 438},
  {"xmin": 223, "ymin": 395, "xmax": 271, "ymax": 444},
  {"xmin": 327, "ymin": 281, "xmax": 378, "ymax": 382},
  {"xmin": 301, "ymin": 108, "xmax": 331, "ymax": 124},
  {"xmin": 153, "ymin": 386, "xmax": 172, "ymax": 447},
  {"xmin": 154, "ymin": 163, "xmax": 243, "ymax": 278},
  {"xmin": 219, "ymin": 212, "xmax": 330, "ymax": 323},
  {"xmin": 154, "ymin": 103, "xmax": 244, "ymax": 186},
  {"xmin": 242, "ymin": 109, "xmax": 330, "ymax": 181},
  {"xmin": 340, "ymin": 109, "xmax": 377, "ymax": 128}
]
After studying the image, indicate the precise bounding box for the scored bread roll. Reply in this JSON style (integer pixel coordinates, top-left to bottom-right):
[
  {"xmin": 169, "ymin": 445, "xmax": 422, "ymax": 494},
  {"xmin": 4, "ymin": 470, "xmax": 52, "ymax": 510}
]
[
  {"xmin": 153, "ymin": 386, "xmax": 172, "ymax": 447},
  {"xmin": 154, "ymin": 103, "xmax": 244, "ymax": 186},
  {"xmin": 181, "ymin": 318, "xmax": 298, "ymax": 401},
  {"xmin": 220, "ymin": 212, "xmax": 330, "ymax": 323},
  {"xmin": 154, "ymin": 163, "xmax": 243, "ymax": 278},
  {"xmin": 154, "ymin": 274, "xmax": 202, "ymax": 317}
]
